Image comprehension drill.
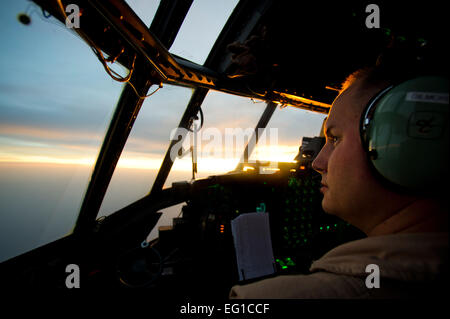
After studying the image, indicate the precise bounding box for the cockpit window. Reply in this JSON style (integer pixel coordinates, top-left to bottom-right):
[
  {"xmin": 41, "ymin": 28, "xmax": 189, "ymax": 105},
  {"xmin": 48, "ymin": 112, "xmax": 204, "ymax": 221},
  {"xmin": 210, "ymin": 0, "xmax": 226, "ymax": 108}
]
[
  {"xmin": 169, "ymin": 0, "xmax": 238, "ymax": 65},
  {"xmin": 249, "ymin": 107, "xmax": 327, "ymax": 163},
  {"xmin": 124, "ymin": 0, "xmax": 160, "ymax": 27},
  {"xmin": 0, "ymin": 0, "xmax": 327, "ymax": 264},
  {"xmin": 125, "ymin": 0, "xmax": 238, "ymax": 65},
  {"xmin": 98, "ymin": 84, "xmax": 193, "ymax": 218},
  {"xmin": 170, "ymin": 91, "xmax": 268, "ymax": 180},
  {"xmin": 0, "ymin": 1, "xmax": 124, "ymax": 262}
]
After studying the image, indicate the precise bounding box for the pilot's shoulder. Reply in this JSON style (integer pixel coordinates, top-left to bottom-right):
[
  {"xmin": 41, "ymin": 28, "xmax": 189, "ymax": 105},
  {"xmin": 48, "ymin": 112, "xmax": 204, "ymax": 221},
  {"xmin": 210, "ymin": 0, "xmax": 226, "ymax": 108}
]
[{"xmin": 229, "ymin": 272, "xmax": 366, "ymax": 299}]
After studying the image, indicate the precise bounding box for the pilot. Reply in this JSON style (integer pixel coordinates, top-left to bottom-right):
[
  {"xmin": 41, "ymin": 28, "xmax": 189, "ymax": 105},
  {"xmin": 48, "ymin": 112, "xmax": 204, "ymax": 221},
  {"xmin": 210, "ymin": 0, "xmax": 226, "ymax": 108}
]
[{"xmin": 229, "ymin": 64, "xmax": 448, "ymax": 298}]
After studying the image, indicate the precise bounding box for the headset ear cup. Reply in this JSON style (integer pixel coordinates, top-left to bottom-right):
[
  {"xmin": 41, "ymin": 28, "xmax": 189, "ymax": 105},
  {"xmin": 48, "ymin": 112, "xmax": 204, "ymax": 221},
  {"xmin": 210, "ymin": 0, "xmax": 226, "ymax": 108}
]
[
  {"xmin": 360, "ymin": 85, "xmax": 393, "ymax": 168},
  {"xmin": 360, "ymin": 76, "xmax": 449, "ymax": 192}
]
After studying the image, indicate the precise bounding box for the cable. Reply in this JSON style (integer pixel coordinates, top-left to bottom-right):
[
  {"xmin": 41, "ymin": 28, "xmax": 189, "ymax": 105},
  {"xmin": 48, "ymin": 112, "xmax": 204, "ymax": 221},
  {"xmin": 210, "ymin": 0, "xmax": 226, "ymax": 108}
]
[
  {"xmin": 198, "ymin": 105, "xmax": 204, "ymax": 130},
  {"xmin": 22, "ymin": 2, "xmax": 139, "ymax": 90},
  {"xmin": 127, "ymin": 81, "xmax": 162, "ymax": 100},
  {"xmin": 54, "ymin": 1, "xmax": 144, "ymax": 87},
  {"xmin": 54, "ymin": 0, "xmax": 165, "ymax": 101},
  {"xmin": 187, "ymin": 106, "xmax": 204, "ymax": 132}
]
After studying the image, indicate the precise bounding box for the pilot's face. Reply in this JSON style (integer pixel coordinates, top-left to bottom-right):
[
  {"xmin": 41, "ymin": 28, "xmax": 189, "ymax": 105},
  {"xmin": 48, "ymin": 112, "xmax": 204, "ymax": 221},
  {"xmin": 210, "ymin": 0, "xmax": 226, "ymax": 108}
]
[{"xmin": 312, "ymin": 82, "xmax": 386, "ymax": 232}]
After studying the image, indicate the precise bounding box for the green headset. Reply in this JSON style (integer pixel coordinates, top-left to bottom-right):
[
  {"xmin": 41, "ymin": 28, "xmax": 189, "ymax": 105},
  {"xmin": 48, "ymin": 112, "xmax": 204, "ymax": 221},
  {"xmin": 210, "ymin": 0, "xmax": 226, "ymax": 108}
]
[{"xmin": 360, "ymin": 76, "xmax": 449, "ymax": 192}]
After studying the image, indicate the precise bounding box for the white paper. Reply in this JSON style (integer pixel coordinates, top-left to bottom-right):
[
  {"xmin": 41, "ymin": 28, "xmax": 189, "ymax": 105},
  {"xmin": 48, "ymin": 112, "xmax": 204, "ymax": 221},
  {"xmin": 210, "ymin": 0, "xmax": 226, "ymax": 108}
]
[{"xmin": 231, "ymin": 212, "xmax": 276, "ymax": 281}]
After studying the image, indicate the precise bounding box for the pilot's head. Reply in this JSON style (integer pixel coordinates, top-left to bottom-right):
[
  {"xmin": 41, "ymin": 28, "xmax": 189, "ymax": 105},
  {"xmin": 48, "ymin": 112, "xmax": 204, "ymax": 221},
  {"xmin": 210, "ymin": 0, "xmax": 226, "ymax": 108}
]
[{"xmin": 312, "ymin": 66, "xmax": 448, "ymax": 236}]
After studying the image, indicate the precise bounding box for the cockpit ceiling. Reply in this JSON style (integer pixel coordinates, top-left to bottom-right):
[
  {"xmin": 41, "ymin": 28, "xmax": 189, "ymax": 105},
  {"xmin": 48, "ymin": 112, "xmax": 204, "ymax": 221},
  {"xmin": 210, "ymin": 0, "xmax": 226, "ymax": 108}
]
[
  {"xmin": 33, "ymin": 0, "xmax": 448, "ymax": 111},
  {"xmin": 238, "ymin": 0, "xmax": 448, "ymax": 105}
]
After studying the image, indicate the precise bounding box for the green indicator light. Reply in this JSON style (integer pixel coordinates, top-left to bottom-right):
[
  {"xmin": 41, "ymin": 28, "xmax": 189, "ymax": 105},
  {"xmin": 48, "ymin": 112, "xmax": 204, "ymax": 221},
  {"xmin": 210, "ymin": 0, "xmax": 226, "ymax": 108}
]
[
  {"xmin": 304, "ymin": 239, "xmax": 307, "ymax": 243},
  {"xmin": 334, "ymin": 224, "xmax": 337, "ymax": 227},
  {"xmin": 285, "ymin": 258, "xmax": 295, "ymax": 266},
  {"xmin": 326, "ymin": 226, "xmax": 330, "ymax": 230},
  {"xmin": 282, "ymin": 266, "xmax": 288, "ymax": 269},
  {"xmin": 320, "ymin": 227, "xmax": 323, "ymax": 230}
]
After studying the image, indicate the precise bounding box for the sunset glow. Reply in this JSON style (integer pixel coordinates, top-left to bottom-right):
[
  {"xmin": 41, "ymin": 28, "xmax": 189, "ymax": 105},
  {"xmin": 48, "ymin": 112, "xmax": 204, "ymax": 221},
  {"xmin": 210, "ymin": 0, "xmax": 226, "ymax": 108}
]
[{"xmin": 0, "ymin": 143, "xmax": 299, "ymax": 172}]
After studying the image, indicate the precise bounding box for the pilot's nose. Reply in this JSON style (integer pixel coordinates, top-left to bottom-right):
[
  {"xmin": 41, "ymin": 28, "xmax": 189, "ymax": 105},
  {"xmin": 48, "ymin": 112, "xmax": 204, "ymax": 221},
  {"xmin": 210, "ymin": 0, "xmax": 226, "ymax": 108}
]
[{"xmin": 312, "ymin": 145, "xmax": 328, "ymax": 174}]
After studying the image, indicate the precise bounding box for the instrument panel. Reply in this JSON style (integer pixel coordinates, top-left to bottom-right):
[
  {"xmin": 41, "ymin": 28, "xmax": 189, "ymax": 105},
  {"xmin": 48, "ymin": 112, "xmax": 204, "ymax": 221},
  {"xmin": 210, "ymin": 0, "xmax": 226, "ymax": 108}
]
[{"xmin": 143, "ymin": 165, "xmax": 365, "ymax": 298}]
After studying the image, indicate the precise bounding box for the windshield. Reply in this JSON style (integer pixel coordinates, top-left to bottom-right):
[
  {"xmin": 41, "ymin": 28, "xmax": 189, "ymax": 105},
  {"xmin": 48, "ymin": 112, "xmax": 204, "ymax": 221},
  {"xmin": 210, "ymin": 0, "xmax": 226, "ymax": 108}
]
[
  {"xmin": 0, "ymin": 0, "xmax": 327, "ymax": 263},
  {"xmin": 0, "ymin": 1, "xmax": 124, "ymax": 262},
  {"xmin": 250, "ymin": 106, "xmax": 326, "ymax": 163},
  {"xmin": 169, "ymin": 0, "xmax": 239, "ymax": 64}
]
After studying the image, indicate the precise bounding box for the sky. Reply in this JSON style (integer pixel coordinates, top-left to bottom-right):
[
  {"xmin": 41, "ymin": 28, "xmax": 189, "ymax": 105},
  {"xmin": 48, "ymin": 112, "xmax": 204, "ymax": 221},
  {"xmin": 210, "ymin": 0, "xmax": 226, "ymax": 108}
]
[{"xmin": 0, "ymin": 0, "xmax": 326, "ymax": 262}]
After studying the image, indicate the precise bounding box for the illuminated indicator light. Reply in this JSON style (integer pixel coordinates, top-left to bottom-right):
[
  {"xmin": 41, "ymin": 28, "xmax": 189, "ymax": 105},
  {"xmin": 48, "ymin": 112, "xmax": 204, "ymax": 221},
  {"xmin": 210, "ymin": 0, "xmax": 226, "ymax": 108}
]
[
  {"xmin": 299, "ymin": 165, "xmax": 306, "ymax": 170},
  {"xmin": 282, "ymin": 266, "xmax": 288, "ymax": 269},
  {"xmin": 326, "ymin": 226, "xmax": 330, "ymax": 230},
  {"xmin": 290, "ymin": 169, "xmax": 296, "ymax": 172},
  {"xmin": 320, "ymin": 227, "xmax": 323, "ymax": 230},
  {"xmin": 243, "ymin": 166, "xmax": 255, "ymax": 172},
  {"xmin": 263, "ymin": 167, "xmax": 280, "ymax": 172},
  {"xmin": 334, "ymin": 224, "xmax": 338, "ymax": 227}
]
